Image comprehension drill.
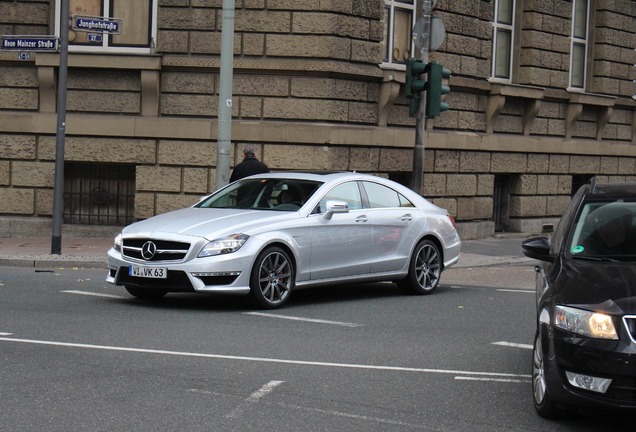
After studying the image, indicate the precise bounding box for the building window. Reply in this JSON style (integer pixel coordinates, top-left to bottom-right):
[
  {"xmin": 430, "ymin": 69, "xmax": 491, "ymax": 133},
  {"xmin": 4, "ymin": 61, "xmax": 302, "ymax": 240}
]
[
  {"xmin": 491, "ymin": 0, "xmax": 515, "ymax": 81},
  {"xmin": 55, "ymin": 0, "xmax": 157, "ymax": 54},
  {"xmin": 570, "ymin": 0, "xmax": 589, "ymax": 89},
  {"xmin": 382, "ymin": 0, "xmax": 417, "ymax": 69},
  {"xmin": 64, "ymin": 162, "xmax": 136, "ymax": 225}
]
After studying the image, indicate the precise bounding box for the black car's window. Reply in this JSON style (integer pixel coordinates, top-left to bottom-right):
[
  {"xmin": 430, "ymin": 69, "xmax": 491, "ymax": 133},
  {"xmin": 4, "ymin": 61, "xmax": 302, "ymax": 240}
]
[
  {"xmin": 197, "ymin": 179, "xmax": 322, "ymax": 211},
  {"xmin": 362, "ymin": 181, "xmax": 414, "ymax": 208},
  {"xmin": 317, "ymin": 181, "xmax": 363, "ymax": 213},
  {"xmin": 569, "ymin": 201, "xmax": 636, "ymax": 258},
  {"xmin": 551, "ymin": 185, "xmax": 586, "ymax": 254}
]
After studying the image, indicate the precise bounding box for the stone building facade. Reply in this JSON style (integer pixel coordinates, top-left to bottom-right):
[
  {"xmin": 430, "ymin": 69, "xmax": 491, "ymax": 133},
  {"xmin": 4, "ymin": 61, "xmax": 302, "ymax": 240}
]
[{"xmin": 0, "ymin": 0, "xmax": 634, "ymax": 239}]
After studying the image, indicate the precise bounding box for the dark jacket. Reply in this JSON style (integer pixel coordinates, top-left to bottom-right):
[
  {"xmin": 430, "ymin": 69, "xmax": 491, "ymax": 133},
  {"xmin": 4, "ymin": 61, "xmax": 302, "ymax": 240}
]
[{"xmin": 229, "ymin": 156, "xmax": 270, "ymax": 182}]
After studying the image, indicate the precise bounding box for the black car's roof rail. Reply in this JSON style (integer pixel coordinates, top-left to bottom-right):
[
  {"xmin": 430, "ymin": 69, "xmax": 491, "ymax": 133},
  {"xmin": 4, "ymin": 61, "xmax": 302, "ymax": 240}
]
[{"xmin": 589, "ymin": 176, "xmax": 597, "ymax": 193}]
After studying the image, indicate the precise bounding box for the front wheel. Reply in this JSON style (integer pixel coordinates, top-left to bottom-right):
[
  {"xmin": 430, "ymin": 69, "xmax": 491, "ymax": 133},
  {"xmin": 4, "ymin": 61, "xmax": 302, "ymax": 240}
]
[
  {"xmin": 532, "ymin": 330, "xmax": 563, "ymax": 419},
  {"xmin": 124, "ymin": 286, "xmax": 167, "ymax": 300},
  {"xmin": 397, "ymin": 239, "xmax": 442, "ymax": 295},
  {"xmin": 249, "ymin": 246, "xmax": 294, "ymax": 309}
]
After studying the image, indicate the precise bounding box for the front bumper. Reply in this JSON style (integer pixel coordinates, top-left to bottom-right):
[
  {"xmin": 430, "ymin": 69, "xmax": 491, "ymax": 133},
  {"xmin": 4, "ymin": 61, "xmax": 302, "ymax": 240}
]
[
  {"xmin": 106, "ymin": 244, "xmax": 259, "ymax": 295},
  {"xmin": 545, "ymin": 327, "xmax": 636, "ymax": 409}
]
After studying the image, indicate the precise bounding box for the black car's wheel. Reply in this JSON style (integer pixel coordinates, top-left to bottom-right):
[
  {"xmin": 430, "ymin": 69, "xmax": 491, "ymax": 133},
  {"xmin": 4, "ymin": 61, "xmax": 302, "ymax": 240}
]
[
  {"xmin": 532, "ymin": 330, "xmax": 563, "ymax": 419},
  {"xmin": 398, "ymin": 239, "xmax": 441, "ymax": 295},
  {"xmin": 124, "ymin": 286, "xmax": 167, "ymax": 300},
  {"xmin": 249, "ymin": 246, "xmax": 294, "ymax": 309}
]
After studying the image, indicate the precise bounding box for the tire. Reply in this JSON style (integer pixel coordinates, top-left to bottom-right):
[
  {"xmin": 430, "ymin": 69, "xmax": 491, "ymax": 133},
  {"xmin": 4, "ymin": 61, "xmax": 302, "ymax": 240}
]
[
  {"xmin": 125, "ymin": 286, "xmax": 167, "ymax": 300},
  {"xmin": 532, "ymin": 330, "xmax": 563, "ymax": 419},
  {"xmin": 249, "ymin": 246, "xmax": 294, "ymax": 309},
  {"xmin": 397, "ymin": 239, "xmax": 442, "ymax": 295}
]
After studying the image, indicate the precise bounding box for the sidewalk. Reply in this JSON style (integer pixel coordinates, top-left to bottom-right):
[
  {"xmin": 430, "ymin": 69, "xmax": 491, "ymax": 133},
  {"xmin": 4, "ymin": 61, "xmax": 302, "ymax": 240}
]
[{"xmin": 0, "ymin": 233, "xmax": 534, "ymax": 269}]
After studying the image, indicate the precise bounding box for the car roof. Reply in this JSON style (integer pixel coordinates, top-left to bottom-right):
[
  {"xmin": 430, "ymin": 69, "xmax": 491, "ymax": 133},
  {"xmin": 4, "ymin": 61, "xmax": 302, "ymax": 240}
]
[
  {"xmin": 583, "ymin": 180, "xmax": 636, "ymax": 200},
  {"xmin": 246, "ymin": 171, "xmax": 387, "ymax": 182}
]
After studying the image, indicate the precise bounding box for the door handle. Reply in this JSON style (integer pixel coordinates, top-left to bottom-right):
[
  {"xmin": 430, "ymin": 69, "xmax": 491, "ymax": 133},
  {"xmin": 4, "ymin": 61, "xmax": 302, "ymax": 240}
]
[
  {"xmin": 355, "ymin": 215, "xmax": 368, "ymax": 223},
  {"xmin": 401, "ymin": 214, "xmax": 413, "ymax": 222}
]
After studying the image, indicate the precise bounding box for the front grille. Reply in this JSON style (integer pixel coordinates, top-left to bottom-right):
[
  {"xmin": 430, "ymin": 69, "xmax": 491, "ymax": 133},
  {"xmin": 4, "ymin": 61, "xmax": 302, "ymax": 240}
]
[
  {"xmin": 123, "ymin": 239, "xmax": 191, "ymax": 262},
  {"xmin": 623, "ymin": 316, "xmax": 636, "ymax": 343},
  {"xmin": 116, "ymin": 268, "xmax": 194, "ymax": 291}
]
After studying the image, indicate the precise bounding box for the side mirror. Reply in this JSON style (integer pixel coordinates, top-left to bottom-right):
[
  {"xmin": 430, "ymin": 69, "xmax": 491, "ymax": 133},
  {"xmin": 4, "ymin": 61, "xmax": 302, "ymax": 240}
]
[
  {"xmin": 323, "ymin": 200, "xmax": 349, "ymax": 220},
  {"xmin": 521, "ymin": 236, "xmax": 555, "ymax": 263}
]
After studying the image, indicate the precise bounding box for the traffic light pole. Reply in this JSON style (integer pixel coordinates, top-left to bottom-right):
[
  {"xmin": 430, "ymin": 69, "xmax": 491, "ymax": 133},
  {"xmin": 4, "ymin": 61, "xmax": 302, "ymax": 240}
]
[{"xmin": 411, "ymin": 0, "xmax": 432, "ymax": 195}]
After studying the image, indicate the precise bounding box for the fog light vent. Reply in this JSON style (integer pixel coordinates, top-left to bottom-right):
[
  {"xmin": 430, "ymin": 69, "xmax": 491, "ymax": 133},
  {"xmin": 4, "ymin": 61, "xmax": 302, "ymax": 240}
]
[{"xmin": 565, "ymin": 371, "xmax": 612, "ymax": 394}]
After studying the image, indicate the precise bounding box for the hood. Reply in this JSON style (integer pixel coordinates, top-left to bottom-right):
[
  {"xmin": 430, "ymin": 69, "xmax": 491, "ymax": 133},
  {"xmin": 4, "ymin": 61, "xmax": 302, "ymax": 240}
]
[
  {"xmin": 122, "ymin": 207, "xmax": 299, "ymax": 240},
  {"xmin": 555, "ymin": 258, "xmax": 636, "ymax": 315}
]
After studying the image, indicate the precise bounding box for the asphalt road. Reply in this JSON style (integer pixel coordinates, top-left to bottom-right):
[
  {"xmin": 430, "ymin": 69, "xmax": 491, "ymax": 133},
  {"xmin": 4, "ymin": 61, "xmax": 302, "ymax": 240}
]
[{"xmin": 0, "ymin": 264, "xmax": 633, "ymax": 431}]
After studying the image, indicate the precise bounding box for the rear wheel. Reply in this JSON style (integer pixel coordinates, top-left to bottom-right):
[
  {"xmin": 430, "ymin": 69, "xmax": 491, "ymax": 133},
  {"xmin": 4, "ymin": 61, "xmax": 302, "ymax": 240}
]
[
  {"xmin": 398, "ymin": 239, "xmax": 442, "ymax": 295},
  {"xmin": 532, "ymin": 331, "xmax": 563, "ymax": 419},
  {"xmin": 249, "ymin": 246, "xmax": 294, "ymax": 309},
  {"xmin": 124, "ymin": 286, "xmax": 167, "ymax": 300}
]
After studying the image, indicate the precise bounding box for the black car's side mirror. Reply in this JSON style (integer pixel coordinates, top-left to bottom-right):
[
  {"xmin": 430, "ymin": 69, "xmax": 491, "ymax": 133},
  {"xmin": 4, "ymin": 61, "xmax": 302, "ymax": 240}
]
[{"xmin": 522, "ymin": 236, "xmax": 555, "ymax": 263}]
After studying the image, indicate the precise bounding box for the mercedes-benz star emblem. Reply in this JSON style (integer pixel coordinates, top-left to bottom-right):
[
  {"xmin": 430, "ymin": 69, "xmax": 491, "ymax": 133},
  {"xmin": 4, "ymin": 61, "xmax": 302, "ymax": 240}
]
[{"xmin": 141, "ymin": 241, "xmax": 157, "ymax": 260}]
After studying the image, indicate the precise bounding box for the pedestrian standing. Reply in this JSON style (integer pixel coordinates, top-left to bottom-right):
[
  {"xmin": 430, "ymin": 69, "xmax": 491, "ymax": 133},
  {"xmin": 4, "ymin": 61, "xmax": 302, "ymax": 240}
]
[{"xmin": 229, "ymin": 145, "xmax": 270, "ymax": 182}]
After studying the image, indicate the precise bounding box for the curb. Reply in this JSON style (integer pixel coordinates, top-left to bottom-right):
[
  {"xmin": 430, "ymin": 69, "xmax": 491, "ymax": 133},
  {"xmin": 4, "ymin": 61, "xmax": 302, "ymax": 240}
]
[{"xmin": 0, "ymin": 256, "xmax": 106, "ymax": 269}]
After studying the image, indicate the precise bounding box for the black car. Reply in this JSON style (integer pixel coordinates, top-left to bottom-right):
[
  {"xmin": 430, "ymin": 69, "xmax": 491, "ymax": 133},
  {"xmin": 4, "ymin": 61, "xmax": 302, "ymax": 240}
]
[{"xmin": 522, "ymin": 179, "xmax": 636, "ymax": 418}]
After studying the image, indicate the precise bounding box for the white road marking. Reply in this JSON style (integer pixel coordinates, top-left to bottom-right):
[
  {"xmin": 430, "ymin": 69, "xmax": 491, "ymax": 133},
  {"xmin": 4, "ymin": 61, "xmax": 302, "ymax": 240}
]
[
  {"xmin": 0, "ymin": 333, "xmax": 13, "ymax": 336},
  {"xmin": 492, "ymin": 341, "xmax": 533, "ymax": 350},
  {"xmin": 0, "ymin": 336, "xmax": 530, "ymax": 379},
  {"xmin": 62, "ymin": 290, "xmax": 125, "ymax": 299},
  {"xmin": 244, "ymin": 312, "xmax": 362, "ymax": 327},
  {"xmin": 274, "ymin": 401, "xmax": 441, "ymax": 430},
  {"xmin": 226, "ymin": 380, "xmax": 284, "ymax": 419},
  {"xmin": 455, "ymin": 376, "xmax": 531, "ymax": 383},
  {"xmin": 497, "ymin": 289, "xmax": 534, "ymax": 294},
  {"xmin": 190, "ymin": 388, "xmax": 442, "ymax": 429}
]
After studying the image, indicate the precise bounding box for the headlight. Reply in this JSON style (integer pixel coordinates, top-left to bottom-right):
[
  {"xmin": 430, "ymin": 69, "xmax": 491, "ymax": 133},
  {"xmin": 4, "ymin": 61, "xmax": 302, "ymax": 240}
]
[
  {"xmin": 555, "ymin": 305, "xmax": 618, "ymax": 340},
  {"xmin": 113, "ymin": 234, "xmax": 122, "ymax": 253},
  {"xmin": 198, "ymin": 234, "xmax": 249, "ymax": 258}
]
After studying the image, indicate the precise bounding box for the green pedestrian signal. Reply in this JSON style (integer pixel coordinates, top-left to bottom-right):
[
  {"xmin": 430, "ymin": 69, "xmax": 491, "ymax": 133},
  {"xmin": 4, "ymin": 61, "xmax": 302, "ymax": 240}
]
[
  {"xmin": 405, "ymin": 58, "xmax": 426, "ymax": 117},
  {"xmin": 425, "ymin": 61, "xmax": 451, "ymax": 119}
]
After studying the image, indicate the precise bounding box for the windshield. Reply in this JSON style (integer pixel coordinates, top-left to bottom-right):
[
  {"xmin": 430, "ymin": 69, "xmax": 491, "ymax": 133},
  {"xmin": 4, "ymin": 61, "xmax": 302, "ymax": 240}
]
[
  {"xmin": 196, "ymin": 178, "xmax": 323, "ymax": 211},
  {"xmin": 568, "ymin": 200, "xmax": 636, "ymax": 260}
]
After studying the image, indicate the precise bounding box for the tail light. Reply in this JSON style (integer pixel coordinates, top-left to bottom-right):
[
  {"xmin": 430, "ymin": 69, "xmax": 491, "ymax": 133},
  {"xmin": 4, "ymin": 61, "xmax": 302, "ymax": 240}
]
[{"xmin": 447, "ymin": 215, "xmax": 457, "ymax": 228}]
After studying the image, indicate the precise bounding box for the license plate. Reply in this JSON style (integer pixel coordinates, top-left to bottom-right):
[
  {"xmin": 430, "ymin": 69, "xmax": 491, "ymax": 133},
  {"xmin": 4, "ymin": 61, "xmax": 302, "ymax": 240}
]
[{"xmin": 129, "ymin": 266, "xmax": 167, "ymax": 279}]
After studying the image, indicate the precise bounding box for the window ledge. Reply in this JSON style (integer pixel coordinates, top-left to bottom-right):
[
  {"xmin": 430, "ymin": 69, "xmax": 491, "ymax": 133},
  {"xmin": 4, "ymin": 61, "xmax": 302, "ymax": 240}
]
[
  {"xmin": 566, "ymin": 92, "xmax": 616, "ymax": 139},
  {"xmin": 487, "ymin": 83, "xmax": 546, "ymax": 135},
  {"xmin": 35, "ymin": 53, "xmax": 161, "ymax": 116},
  {"xmin": 35, "ymin": 53, "xmax": 161, "ymax": 70}
]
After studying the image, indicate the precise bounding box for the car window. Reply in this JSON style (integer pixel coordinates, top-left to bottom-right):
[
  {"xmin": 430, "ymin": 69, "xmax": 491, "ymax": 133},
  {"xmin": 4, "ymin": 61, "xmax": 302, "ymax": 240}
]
[
  {"xmin": 317, "ymin": 181, "xmax": 362, "ymax": 213},
  {"xmin": 362, "ymin": 181, "xmax": 413, "ymax": 208},
  {"xmin": 551, "ymin": 185, "xmax": 586, "ymax": 254},
  {"xmin": 569, "ymin": 201, "xmax": 636, "ymax": 258}
]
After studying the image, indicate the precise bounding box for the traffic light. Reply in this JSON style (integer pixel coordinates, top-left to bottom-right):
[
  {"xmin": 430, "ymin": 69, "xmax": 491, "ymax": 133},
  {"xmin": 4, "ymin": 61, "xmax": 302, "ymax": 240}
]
[
  {"xmin": 425, "ymin": 61, "xmax": 451, "ymax": 119},
  {"xmin": 405, "ymin": 57, "xmax": 426, "ymax": 117}
]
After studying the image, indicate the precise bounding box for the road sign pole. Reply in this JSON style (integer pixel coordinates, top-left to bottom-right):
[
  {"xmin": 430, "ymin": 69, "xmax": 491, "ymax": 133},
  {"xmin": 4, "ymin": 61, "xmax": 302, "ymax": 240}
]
[
  {"xmin": 51, "ymin": 0, "xmax": 69, "ymax": 254},
  {"xmin": 411, "ymin": 0, "xmax": 432, "ymax": 195}
]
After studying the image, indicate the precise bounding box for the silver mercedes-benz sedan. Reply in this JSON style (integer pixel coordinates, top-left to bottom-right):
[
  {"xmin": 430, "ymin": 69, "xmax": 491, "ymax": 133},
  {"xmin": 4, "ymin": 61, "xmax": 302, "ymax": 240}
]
[{"xmin": 106, "ymin": 172, "xmax": 461, "ymax": 309}]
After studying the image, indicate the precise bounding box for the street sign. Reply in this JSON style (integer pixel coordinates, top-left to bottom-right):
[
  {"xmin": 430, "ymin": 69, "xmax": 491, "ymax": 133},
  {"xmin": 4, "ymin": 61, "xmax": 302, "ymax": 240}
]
[
  {"xmin": 429, "ymin": 16, "xmax": 446, "ymax": 52},
  {"xmin": 1, "ymin": 35, "xmax": 58, "ymax": 52},
  {"xmin": 72, "ymin": 15, "xmax": 122, "ymax": 34},
  {"xmin": 412, "ymin": 15, "xmax": 445, "ymax": 52}
]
